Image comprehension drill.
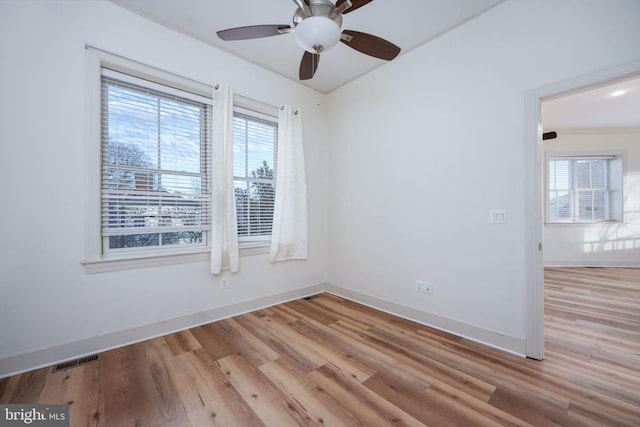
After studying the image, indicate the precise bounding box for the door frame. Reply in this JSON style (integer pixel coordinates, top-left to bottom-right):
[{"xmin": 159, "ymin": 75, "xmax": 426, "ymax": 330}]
[{"xmin": 524, "ymin": 59, "xmax": 640, "ymax": 360}]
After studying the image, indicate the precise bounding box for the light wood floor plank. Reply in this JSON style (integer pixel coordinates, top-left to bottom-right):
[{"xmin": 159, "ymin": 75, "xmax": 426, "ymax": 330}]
[
  {"xmin": 0, "ymin": 376, "xmax": 19, "ymax": 404},
  {"xmin": 38, "ymin": 362, "xmax": 104, "ymax": 427},
  {"xmin": 233, "ymin": 313, "xmax": 325, "ymax": 374},
  {"xmin": 1, "ymin": 267, "xmax": 639, "ymax": 426},
  {"xmin": 142, "ymin": 338, "xmax": 192, "ymax": 427},
  {"xmin": 213, "ymin": 318, "xmax": 280, "ymax": 366},
  {"xmin": 100, "ymin": 343, "xmax": 160, "ymax": 427},
  {"xmin": 181, "ymin": 347, "xmax": 266, "ymax": 426},
  {"xmin": 163, "ymin": 330, "xmax": 202, "ymax": 357},
  {"xmin": 259, "ymin": 357, "xmax": 363, "ymax": 426},
  {"xmin": 216, "ymin": 353, "xmax": 315, "ymax": 426},
  {"xmin": 309, "ymin": 362, "xmax": 425, "ymax": 426}
]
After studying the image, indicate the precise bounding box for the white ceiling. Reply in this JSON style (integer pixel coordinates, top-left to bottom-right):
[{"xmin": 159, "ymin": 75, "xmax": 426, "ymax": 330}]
[
  {"xmin": 543, "ymin": 74, "xmax": 640, "ymax": 131},
  {"xmin": 109, "ymin": 0, "xmax": 507, "ymax": 93},
  {"xmin": 108, "ymin": 0, "xmax": 640, "ymax": 130}
]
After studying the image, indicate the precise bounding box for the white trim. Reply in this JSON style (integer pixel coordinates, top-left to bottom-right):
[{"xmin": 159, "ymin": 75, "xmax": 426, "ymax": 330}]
[
  {"xmin": 84, "ymin": 48, "xmax": 281, "ymax": 273},
  {"xmin": 234, "ymin": 105, "xmax": 278, "ymax": 124},
  {"xmin": 0, "ymin": 283, "xmax": 326, "ymax": 379},
  {"xmin": 238, "ymin": 245, "xmax": 271, "ymax": 257},
  {"xmin": 101, "ymin": 67, "xmax": 214, "ymax": 105},
  {"xmin": 232, "ymin": 106, "xmax": 278, "ymax": 245},
  {"xmin": 234, "ymin": 95, "xmax": 278, "ymax": 120},
  {"xmin": 548, "ymin": 155, "xmax": 615, "ymax": 160},
  {"xmin": 524, "ymin": 87, "xmax": 545, "ymax": 360},
  {"xmin": 87, "ymin": 45, "xmax": 213, "ymax": 99},
  {"xmin": 84, "ymin": 47, "xmax": 103, "ymax": 264},
  {"xmin": 239, "ymin": 235, "xmax": 271, "ymax": 243},
  {"xmin": 84, "ymin": 47, "xmax": 215, "ymax": 272},
  {"xmin": 0, "ymin": 282, "xmax": 527, "ymax": 379},
  {"xmin": 325, "ymin": 285, "xmax": 526, "ymax": 357},
  {"xmin": 82, "ymin": 250, "xmax": 210, "ymax": 274},
  {"xmin": 83, "ymin": 245, "xmax": 272, "ymax": 273},
  {"xmin": 524, "ymin": 59, "xmax": 640, "ymax": 361},
  {"xmin": 545, "ymin": 154, "xmax": 622, "ymax": 224}
]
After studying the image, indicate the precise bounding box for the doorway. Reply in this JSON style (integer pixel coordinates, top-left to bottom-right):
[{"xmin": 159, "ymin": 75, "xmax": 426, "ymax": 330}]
[{"xmin": 524, "ymin": 61, "xmax": 640, "ymax": 360}]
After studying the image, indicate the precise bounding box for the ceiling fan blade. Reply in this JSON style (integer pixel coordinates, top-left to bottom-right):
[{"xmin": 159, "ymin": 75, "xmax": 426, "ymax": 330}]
[
  {"xmin": 299, "ymin": 51, "xmax": 320, "ymax": 80},
  {"xmin": 336, "ymin": 0, "xmax": 373, "ymax": 14},
  {"xmin": 340, "ymin": 30, "xmax": 401, "ymax": 60},
  {"xmin": 292, "ymin": 0, "xmax": 312, "ymax": 17},
  {"xmin": 217, "ymin": 25, "xmax": 291, "ymax": 41}
]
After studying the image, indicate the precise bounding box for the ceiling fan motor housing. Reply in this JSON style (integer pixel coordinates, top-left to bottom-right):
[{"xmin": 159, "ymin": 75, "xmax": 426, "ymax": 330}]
[
  {"xmin": 293, "ymin": 0, "xmax": 344, "ymax": 53},
  {"xmin": 216, "ymin": 0, "xmax": 401, "ymax": 81}
]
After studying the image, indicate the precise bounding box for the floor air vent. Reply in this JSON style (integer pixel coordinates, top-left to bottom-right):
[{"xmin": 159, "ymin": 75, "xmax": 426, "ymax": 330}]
[
  {"xmin": 52, "ymin": 354, "xmax": 100, "ymax": 373},
  {"xmin": 303, "ymin": 295, "xmax": 319, "ymax": 301}
]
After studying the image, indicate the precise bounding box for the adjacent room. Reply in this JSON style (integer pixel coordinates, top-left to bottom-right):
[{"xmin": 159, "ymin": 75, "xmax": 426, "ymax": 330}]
[{"xmin": 1, "ymin": 0, "xmax": 639, "ymax": 425}]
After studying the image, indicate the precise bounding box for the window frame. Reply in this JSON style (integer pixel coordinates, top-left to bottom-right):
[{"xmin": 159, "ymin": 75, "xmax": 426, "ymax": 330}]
[
  {"xmin": 101, "ymin": 69, "xmax": 212, "ymax": 254},
  {"xmin": 232, "ymin": 104, "xmax": 279, "ymax": 248},
  {"xmin": 83, "ymin": 48, "xmax": 214, "ymax": 273},
  {"xmin": 545, "ymin": 153, "xmax": 624, "ymax": 224}
]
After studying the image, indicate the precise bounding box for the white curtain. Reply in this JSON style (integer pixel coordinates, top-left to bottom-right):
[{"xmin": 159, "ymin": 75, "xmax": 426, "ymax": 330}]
[
  {"xmin": 271, "ymin": 105, "xmax": 308, "ymax": 262},
  {"xmin": 210, "ymin": 85, "xmax": 239, "ymax": 274}
]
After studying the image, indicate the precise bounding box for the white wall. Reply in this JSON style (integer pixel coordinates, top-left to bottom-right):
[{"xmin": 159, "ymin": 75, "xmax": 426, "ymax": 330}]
[
  {"xmin": 325, "ymin": 0, "xmax": 640, "ymax": 353},
  {"xmin": 544, "ymin": 130, "xmax": 640, "ymax": 267},
  {"xmin": 2, "ymin": 0, "xmax": 640, "ymax": 374},
  {"xmin": 0, "ymin": 0, "xmax": 329, "ymax": 370}
]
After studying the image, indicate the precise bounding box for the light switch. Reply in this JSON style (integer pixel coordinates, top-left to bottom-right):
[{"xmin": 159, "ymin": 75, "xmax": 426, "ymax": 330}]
[{"xmin": 490, "ymin": 209, "xmax": 506, "ymax": 224}]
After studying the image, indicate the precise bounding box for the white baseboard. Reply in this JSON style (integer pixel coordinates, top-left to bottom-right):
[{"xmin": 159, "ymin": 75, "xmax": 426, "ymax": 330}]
[
  {"xmin": 0, "ymin": 284, "xmax": 325, "ymax": 379},
  {"xmin": 0, "ymin": 281, "xmax": 527, "ymax": 378},
  {"xmin": 325, "ymin": 285, "xmax": 527, "ymax": 357}
]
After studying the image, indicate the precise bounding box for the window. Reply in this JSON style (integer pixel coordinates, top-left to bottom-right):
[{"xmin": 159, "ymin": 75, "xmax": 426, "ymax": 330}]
[
  {"xmin": 547, "ymin": 155, "xmax": 623, "ymax": 223},
  {"xmin": 232, "ymin": 107, "xmax": 278, "ymax": 243},
  {"xmin": 84, "ymin": 49, "xmax": 281, "ymax": 271},
  {"xmin": 100, "ymin": 68, "xmax": 212, "ymax": 253}
]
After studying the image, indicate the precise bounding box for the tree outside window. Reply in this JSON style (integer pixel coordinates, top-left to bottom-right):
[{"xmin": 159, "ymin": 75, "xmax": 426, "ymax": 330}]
[{"xmin": 232, "ymin": 111, "xmax": 277, "ymax": 241}]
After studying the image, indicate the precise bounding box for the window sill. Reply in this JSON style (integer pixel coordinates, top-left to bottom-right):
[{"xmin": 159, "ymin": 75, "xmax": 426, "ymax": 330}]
[
  {"xmin": 239, "ymin": 242, "xmax": 271, "ymax": 256},
  {"xmin": 545, "ymin": 221, "xmax": 625, "ymax": 227},
  {"xmin": 83, "ymin": 243, "xmax": 271, "ymax": 273},
  {"xmin": 83, "ymin": 249, "xmax": 210, "ymax": 274}
]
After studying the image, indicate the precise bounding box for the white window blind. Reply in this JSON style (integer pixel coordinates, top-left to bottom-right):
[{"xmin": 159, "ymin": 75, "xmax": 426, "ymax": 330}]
[
  {"xmin": 232, "ymin": 109, "xmax": 277, "ymax": 240},
  {"xmin": 101, "ymin": 68, "xmax": 211, "ymax": 251},
  {"xmin": 547, "ymin": 155, "xmax": 622, "ymax": 223}
]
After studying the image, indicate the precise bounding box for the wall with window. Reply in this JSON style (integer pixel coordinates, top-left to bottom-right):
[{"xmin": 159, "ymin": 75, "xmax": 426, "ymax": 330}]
[
  {"xmin": 325, "ymin": 0, "xmax": 640, "ymax": 353},
  {"xmin": 2, "ymin": 0, "xmax": 640, "ymax": 374},
  {"xmin": 0, "ymin": 0, "xmax": 329, "ymax": 370},
  {"xmin": 544, "ymin": 130, "xmax": 640, "ymax": 267}
]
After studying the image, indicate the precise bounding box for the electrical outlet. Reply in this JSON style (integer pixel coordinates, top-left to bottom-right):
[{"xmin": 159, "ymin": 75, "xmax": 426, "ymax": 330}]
[
  {"xmin": 220, "ymin": 277, "xmax": 229, "ymax": 289},
  {"xmin": 424, "ymin": 281, "xmax": 433, "ymax": 295},
  {"xmin": 416, "ymin": 280, "xmax": 433, "ymax": 295}
]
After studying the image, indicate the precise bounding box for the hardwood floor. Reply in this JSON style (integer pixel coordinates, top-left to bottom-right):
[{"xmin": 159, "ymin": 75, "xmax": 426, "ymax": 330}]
[{"xmin": 1, "ymin": 268, "xmax": 639, "ymax": 426}]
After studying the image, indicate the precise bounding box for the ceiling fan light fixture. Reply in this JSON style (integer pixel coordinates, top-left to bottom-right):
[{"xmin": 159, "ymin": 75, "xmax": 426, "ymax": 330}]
[
  {"xmin": 294, "ymin": 16, "xmax": 341, "ymax": 54},
  {"xmin": 216, "ymin": 0, "xmax": 401, "ymax": 81}
]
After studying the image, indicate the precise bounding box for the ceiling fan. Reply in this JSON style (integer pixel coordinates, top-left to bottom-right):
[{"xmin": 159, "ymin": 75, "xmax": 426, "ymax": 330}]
[{"xmin": 217, "ymin": 0, "xmax": 401, "ymax": 80}]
